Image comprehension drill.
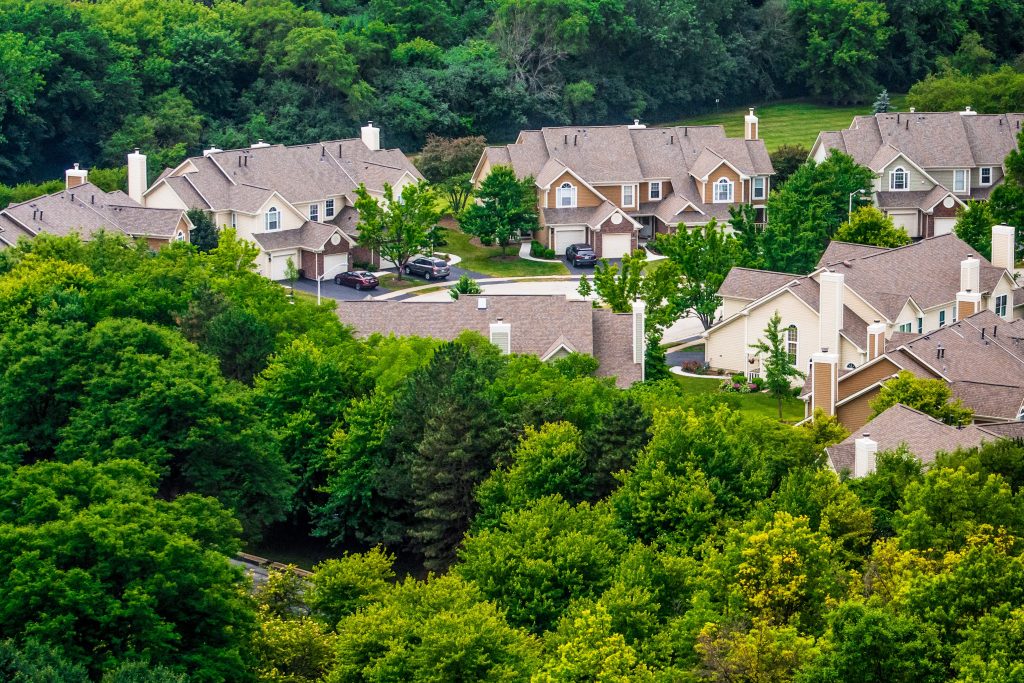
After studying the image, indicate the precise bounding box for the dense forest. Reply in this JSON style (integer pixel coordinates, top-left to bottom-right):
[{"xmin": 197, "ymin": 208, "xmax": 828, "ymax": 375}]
[
  {"xmin": 3, "ymin": 0, "xmax": 1024, "ymax": 183},
  {"xmin": 4, "ymin": 232, "xmax": 1024, "ymax": 680}
]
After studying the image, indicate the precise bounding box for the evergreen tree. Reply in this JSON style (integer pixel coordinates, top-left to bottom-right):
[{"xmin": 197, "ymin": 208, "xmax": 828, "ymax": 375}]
[
  {"xmin": 872, "ymin": 88, "xmax": 891, "ymax": 113},
  {"xmin": 750, "ymin": 311, "xmax": 806, "ymax": 420},
  {"xmin": 187, "ymin": 208, "xmax": 219, "ymax": 252}
]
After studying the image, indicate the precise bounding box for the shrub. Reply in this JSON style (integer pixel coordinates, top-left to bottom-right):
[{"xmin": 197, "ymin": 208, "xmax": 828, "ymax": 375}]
[
  {"xmin": 681, "ymin": 360, "xmax": 706, "ymax": 374},
  {"xmin": 730, "ymin": 373, "xmax": 748, "ymax": 385}
]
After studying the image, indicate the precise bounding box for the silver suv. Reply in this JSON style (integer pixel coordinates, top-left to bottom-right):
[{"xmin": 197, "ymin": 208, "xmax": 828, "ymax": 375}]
[{"xmin": 405, "ymin": 257, "xmax": 451, "ymax": 280}]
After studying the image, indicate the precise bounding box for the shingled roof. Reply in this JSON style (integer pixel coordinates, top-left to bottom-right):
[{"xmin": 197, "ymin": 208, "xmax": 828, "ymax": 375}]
[{"xmin": 336, "ymin": 294, "xmax": 642, "ymax": 387}]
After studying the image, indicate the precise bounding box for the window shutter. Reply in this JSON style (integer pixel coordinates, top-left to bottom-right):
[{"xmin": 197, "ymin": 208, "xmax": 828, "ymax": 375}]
[{"xmin": 490, "ymin": 322, "xmax": 511, "ymax": 354}]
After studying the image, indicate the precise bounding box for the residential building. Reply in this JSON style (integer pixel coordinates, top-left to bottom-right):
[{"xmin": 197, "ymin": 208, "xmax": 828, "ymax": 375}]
[
  {"xmin": 472, "ymin": 110, "xmax": 773, "ymax": 258},
  {"xmin": 0, "ymin": 164, "xmax": 192, "ymax": 250},
  {"xmin": 810, "ymin": 109, "xmax": 1024, "ymax": 238},
  {"xmin": 139, "ymin": 123, "xmax": 424, "ymax": 280},
  {"xmin": 336, "ymin": 294, "xmax": 645, "ymax": 388},
  {"xmin": 704, "ymin": 226, "xmax": 1020, "ymax": 386}
]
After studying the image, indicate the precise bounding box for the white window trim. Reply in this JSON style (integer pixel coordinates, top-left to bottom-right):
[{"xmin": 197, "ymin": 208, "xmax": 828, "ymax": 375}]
[
  {"xmin": 648, "ymin": 181, "xmax": 662, "ymax": 201},
  {"xmin": 954, "ymin": 168, "xmax": 970, "ymax": 194},
  {"xmin": 557, "ymin": 182, "xmax": 577, "ymax": 209},
  {"xmin": 997, "ymin": 294, "xmax": 1008, "ymax": 317},
  {"xmin": 176, "ymin": 230, "xmax": 185, "ymax": 242},
  {"xmin": 939, "ymin": 309, "xmax": 946, "ymax": 327},
  {"xmin": 752, "ymin": 176, "xmax": 766, "ymax": 200},
  {"xmin": 980, "ymin": 167, "xmax": 993, "ymax": 186},
  {"xmin": 309, "ymin": 204, "xmax": 319, "ymax": 222},
  {"xmin": 785, "ymin": 325, "xmax": 798, "ymax": 366},
  {"xmin": 230, "ymin": 211, "xmax": 237, "ymax": 228},
  {"xmin": 890, "ymin": 166, "xmax": 909, "ymax": 191},
  {"xmin": 899, "ymin": 322, "xmax": 912, "ymax": 333},
  {"xmin": 622, "ymin": 184, "xmax": 637, "ymax": 208},
  {"xmin": 266, "ymin": 207, "xmax": 280, "ymax": 231},
  {"xmin": 325, "ymin": 198, "xmax": 335, "ymax": 217},
  {"xmin": 714, "ymin": 178, "xmax": 734, "ymax": 203}
]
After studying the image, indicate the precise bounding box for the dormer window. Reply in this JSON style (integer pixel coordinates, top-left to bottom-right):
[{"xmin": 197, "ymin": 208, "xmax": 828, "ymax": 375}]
[
  {"xmin": 649, "ymin": 181, "xmax": 662, "ymax": 201},
  {"xmin": 309, "ymin": 204, "xmax": 319, "ymax": 222},
  {"xmin": 714, "ymin": 178, "xmax": 734, "ymax": 203},
  {"xmin": 266, "ymin": 206, "xmax": 280, "ymax": 231},
  {"xmin": 557, "ymin": 182, "xmax": 577, "ymax": 208},
  {"xmin": 954, "ymin": 169, "xmax": 969, "ymax": 194},
  {"xmin": 890, "ymin": 166, "xmax": 908, "ymax": 190},
  {"xmin": 326, "ymin": 198, "xmax": 335, "ymax": 217},
  {"xmin": 176, "ymin": 231, "xmax": 185, "ymax": 242},
  {"xmin": 622, "ymin": 184, "xmax": 636, "ymax": 207},
  {"xmin": 981, "ymin": 167, "xmax": 993, "ymax": 185}
]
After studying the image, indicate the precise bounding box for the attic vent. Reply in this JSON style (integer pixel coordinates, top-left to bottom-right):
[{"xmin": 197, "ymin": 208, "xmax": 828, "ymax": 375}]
[
  {"xmin": 937, "ymin": 344, "xmax": 945, "ymax": 359},
  {"xmin": 489, "ymin": 321, "xmax": 511, "ymax": 354},
  {"xmin": 477, "ymin": 297, "xmax": 487, "ymax": 310}
]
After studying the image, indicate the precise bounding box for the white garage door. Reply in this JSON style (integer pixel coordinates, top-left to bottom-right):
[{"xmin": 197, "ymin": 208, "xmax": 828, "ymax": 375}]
[
  {"xmin": 553, "ymin": 227, "xmax": 587, "ymax": 254},
  {"xmin": 322, "ymin": 253, "xmax": 349, "ymax": 280},
  {"xmin": 890, "ymin": 212, "xmax": 919, "ymax": 238},
  {"xmin": 602, "ymin": 233, "xmax": 633, "ymax": 259},
  {"xmin": 270, "ymin": 251, "xmax": 299, "ymax": 280},
  {"xmin": 934, "ymin": 217, "xmax": 956, "ymax": 236}
]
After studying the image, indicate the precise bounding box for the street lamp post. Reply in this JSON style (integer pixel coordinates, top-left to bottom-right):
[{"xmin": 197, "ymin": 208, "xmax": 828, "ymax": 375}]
[{"xmin": 848, "ymin": 188, "xmax": 869, "ymax": 221}]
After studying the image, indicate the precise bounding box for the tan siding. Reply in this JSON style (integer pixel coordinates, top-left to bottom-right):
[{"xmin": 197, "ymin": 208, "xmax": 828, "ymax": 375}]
[
  {"xmin": 706, "ymin": 316, "xmax": 748, "ymax": 373},
  {"xmin": 836, "ymin": 390, "xmax": 880, "ymax": 432},
  {"xmin": 882, "ymin": 159, "xmax": 933, "ymax": 191},
  {"xmin": 837, "ymin": 358, "xmax": 899, "ymax": 402},
  {"xmin": 703, "ymin": 164, "xmax": 741, "ymax": 204},
  {"xmin": 145, "ymin": 182, "xmax": 189, "ymax": 210},
  {"xmin": 811, "ymin": 361, "xmax": 835, "ymax": 414},
  {"xmin": 551, "ymin": 171, "xmax": 602, "ymax": 207}
]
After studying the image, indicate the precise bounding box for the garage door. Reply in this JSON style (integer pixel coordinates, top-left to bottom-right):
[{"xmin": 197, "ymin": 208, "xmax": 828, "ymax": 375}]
[
  {"xmin": 934, "ymin": 217, "xmax": 956, "ymax": 236},
  {"xmin": 553, "ymin": 227, "xmax": 587, "ymax": 254},
  {"xmin": 890, "ymin": 212, "xmax": 919, "ymax": 238},
  {"xmin": 270, "ymin": 251, "xmax": 298, "ymax": 280},
  {"xmin": 602, "ymin": 233, "xmax": 633, "ymax": 259},
  {"xmin": 322, "ymin": 253, "xmax": 349, "ymax": 280}
]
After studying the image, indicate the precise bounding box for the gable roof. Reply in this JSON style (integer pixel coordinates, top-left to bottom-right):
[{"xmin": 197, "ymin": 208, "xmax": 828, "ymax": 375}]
[
  {"xmin": 336, "ymin": 294, "xmax": 642, "ymax": 387},
  {"xmin": 251, "ymin": 221, "xmax": 351, "ymax": 252},
  {"xmin": 825, "ymin": 403, "xmax": 993, "ymax": 474}
]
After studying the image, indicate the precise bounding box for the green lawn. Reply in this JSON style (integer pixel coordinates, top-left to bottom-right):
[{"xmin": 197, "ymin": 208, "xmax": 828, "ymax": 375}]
[
  {"xmin": 445, "ymin": 229, "xmax": 568, "ymax": 277},
  {"xmin": 665, "ymin": 96, "xmax": 907, "ymax": 151},
  {"xmin": 672, "ymin": 373, "xmax": 804, "ymax": 423}
]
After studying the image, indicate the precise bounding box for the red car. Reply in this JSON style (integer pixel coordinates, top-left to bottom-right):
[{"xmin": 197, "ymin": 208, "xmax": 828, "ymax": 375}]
[{"xmin": 333, "ymin": 271, "xmax": 379, "ymax": 290}]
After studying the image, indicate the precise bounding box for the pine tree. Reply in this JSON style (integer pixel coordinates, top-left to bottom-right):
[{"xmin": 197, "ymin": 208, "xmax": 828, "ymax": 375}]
[
  {"xmin": 750, "ymin": 311, "xmax": 806, "ymax": 421},
  {"xmin": 872, "ymin": 89, "xmax": 891, "ymax": 114},
  {"xmin": 187, "ymin": 208, "xmax": 219, "ymax": 252}
]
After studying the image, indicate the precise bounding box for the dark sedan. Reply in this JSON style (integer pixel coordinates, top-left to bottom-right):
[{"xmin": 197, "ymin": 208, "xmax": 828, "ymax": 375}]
[
  {"xmin": 405, "ymin": 256, "xmax": 451, "ymax": 280},
  {"xmin": 333, "ymin": 270, "xmax": 379, "ymax": 290},
  {"xmin": 566, "ymin": 243, "xmax": 598, "ymax": 266}
]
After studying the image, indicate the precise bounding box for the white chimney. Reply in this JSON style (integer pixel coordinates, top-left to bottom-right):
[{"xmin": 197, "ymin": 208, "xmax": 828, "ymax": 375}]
[
  {"xmin": 361, "ymin": 121, "xmax": 380, "ymax": 151},
  {"xmin": 961, "ymin": 106, "xmax": 977, "ymax": 116},
  {"xmin": 744, "ymin": 108, "xmax": 759, "ymax": 141},
  {"xmin": 910, "ymin": 107, "xmax": 916, "ymax": 113},
  {"xmin": 627, "ymin": 119, "xmax": 646, "ymax": 129},
  {"xmin": 854, "ymin": 434, "xmax": 878, "ymax": 478},
  {"xmin": 489, "ymin": 320, "xmax": 511, "ymax": 354},
  {"xmin": 65, "ymin": 163, "xmax": 88, "ymax": 190},
  {"xmin": 250, "ymin": 139, "xmax": 271, "ymax": 148},
  {"xmin": 961, "ymin": 255, "xmax": 981, "ymax": 293},
  {"xmin": 633, "ymin": 299, "xmax": 646, "ymax": 371},
  {"xmin": 991, "ymin": 224, "xmax": 1015, "ymax": 272},
  {"xmin": 127, "ymin": 149, "xmax": 147, "ymax": 205},
  {"xmin": 203, "ymin": 146, "xmax": 223, "ymax": 157},
  {"xmin": 818, "ymin": 271, "xmax": 844, "ymax": 356}
]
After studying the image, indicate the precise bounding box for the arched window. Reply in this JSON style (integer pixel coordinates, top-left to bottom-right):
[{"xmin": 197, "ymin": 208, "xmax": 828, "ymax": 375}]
[
  {"xmin": 175, "ymin": 230, "xmax": 185, "ymax": 242},
  {"xmin": 556, "ymin": 182, "xmax": 577, "ymax": 208},
  {"xmin": 785, "ymin": 325, "xmax": 798, "ymax": 365},
  {"xmin": 714, "ymin": 177, "xmax": 734, "ymax": 203},
  {"xmin": 890, "ymin": 166, "xmax": 908, "ymax": 190},
  {"xmin": 266, "ymin": 206, "xmax": 280, "ymax": 231}
]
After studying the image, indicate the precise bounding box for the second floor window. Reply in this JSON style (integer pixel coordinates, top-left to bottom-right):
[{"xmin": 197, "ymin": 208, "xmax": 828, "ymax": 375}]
[
  {"xmin": 557, "ymin": 182, "xmax": 576, "ymax": 208},
  {"xmin": 649, "ymin": 181, "xmax": 661, "ymax": 201},
  {"xmin": 622, "ymin": 184, "xmax": 635, "ymax": 207},
  {"xmin": 230, "ymin": 211, "xmax": 237, "ymax": 228},
  {"xmin": 753, "ymin": 176, "xmax": 766, "ymax": 200},
  {"xmin": 939, "ymin": 309, "xmax": 946, "ymax": 327},
  {"xmin": 326, "ymin": 198, "xmax": 335, "ymax": 217},
  {"xmin": 785, "ymin": 325, "xmax": 798, "ymax": 365},
  {"xmin": 890, "ymin": 167, "xmax": 908, "ymax": 190},
  {"xmin": 997, "ymin": 293, "xmax": 1008, "ymax": 317},
  {"xmin": 266, "ymin": 206, "xmax": 280, "ymax": 231},
  {"xmin": 981, "ymin": 167, "xmax": 992, "ymax": 185},
  {"xmin": 309, "ymin": 204, "xmax": 319, "ymax": 221},
  {"xmin": 954, "ymin": 169, "xmax": 969, "ymax": 193},
  {"xmin": 917, "ymin": 317, "xmax": 923, "ymax": 334},
  {"xmin": 899, "ymin": 322, "xmax": 912, "ymax": 333},
  {"xmin": 714, "ymin": 178, "xmax": 734, "ymax": 203}
]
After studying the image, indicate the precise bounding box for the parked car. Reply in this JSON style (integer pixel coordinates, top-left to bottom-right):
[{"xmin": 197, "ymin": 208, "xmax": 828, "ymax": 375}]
[
  {"xmin": 333, "ymin": 270, "xmax": 379, "ymax": 290},
  {"xmin": 405, "ymin": 256, "xmax": 451, "ymax": 280},
  {"xmin": 566, "ymin": 243, "xmax": 597, "ymax": 266}
]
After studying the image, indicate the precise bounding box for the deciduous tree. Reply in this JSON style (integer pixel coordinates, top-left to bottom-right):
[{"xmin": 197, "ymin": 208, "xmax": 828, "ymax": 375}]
[
  {"xmin": 834, "ymin": 206, "xmax": 910, "ymax": 248},
  {"xmin": 460, "ymin": 165, "xmax": 539, "ymax": 254},
  {"xmin": 355, "ymin": 180, "xmax": 441, "ymax": 279},
  {"xmin": 750, "ymin": 311, "xmax": 806, "ymax": 420}
]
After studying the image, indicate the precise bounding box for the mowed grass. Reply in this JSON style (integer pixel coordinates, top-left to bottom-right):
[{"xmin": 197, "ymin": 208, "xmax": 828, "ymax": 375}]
[
  {"xmin": 672, "ymin": 373, "xmax": 804, "ymax": 423},
  {"xmin": 445, "ymin": 229, "xmax": 568, "ymax": 277},
  {"xmin": 666, "ymin": 96, "xmax": 907, "ymax": 151}
]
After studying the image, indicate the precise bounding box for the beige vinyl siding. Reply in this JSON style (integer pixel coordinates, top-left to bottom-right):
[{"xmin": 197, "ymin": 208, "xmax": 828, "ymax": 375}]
[
  {"xmin": 839, "ymin": 334, "xmax": 864, "ymax": 369},
  {"xmin": 707, "ymin": 291, "xmax": 819, "ymax": 374},
  {"xmin": 842, "ymin": 287, "xmax": 886, "ymax": 330},
  {"xmin": 879, "ymin": 160, "xmax": 932, "ymax": 192},
  {"xmin": 989, "ymin": 275, "xmax": 1017, "ymax": 320},
  {"xmin": 706, "ymin": 315, "xmax": 749, "ymax": 373},
  {"xmin": 894, "ymin": 301, "xmax": 924, "ymax": 333},
  {"xmin": 720, "ymin": 297, "xmax": 751, "ymax": 320},
  {"xmin": 145, "ymin": 182, "xmax": 189, "ymax": 210}
]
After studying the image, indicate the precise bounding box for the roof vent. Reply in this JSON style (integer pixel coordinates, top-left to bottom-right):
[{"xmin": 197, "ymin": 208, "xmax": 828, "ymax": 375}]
[
  {"xmin": 203, "ymin": 146, "xmax": 223, "ymax": 157},
  {"xmin": 910, "ymin": 107, "xmax": 916, "ymax": 113},
  {"xmin": 961, "ymin": 106, "xmax": 977, "ymax": 116},
  {"xmin": 477, "ymin": 297, "xmax": 487, "ymax": 310},
  {"xmin": 627, "ymin": 119, "xmax": 646, "ymax": 129},
  {"xmin": 250, "ymin": 139, "xmax": 271, "ymax": 148}
]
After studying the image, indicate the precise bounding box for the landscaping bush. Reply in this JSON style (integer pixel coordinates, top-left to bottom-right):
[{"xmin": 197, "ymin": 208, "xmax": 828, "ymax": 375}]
[
  {"xmin": 681, "ymin": 360, "xmax": 707, "ymax": 374},
  {"xmin": 730, "ymin": 373, "xmax": 748, "ymax": 385},
  {"xmin": 529, "ymin": 241, "xmax": 557, "ymax": 259}
]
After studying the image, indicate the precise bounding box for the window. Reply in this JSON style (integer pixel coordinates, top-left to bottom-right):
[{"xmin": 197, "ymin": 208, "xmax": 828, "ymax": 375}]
[
  {"xmin": 917, "ymin": 317, "xmax": 923, "ymax": 334},
  {"xmin": 557, "ymin": 182, "xmax": 576, "ymax": 208},
  {"xmin": 649, "ymin": 181, "xmax": 662, "ymax": 201},
  {"xmin": 954, "ymin": 169, "xmax": 969, "ymax": 193},
  {"xmin": 890, "ymin": 166, "xmax": 908, "ymax": 190},
  {"xmin": 309, "ymin": 204, "xmax": 319, "ymax": 222},
  {"xmin": 714, "ymin": 178, "xmax": 734, "ymax": 203},
  {"xmin": 622, "ymin": 184, "xmax": 636, "ymax": 207},
  {"xmin": 266, "ymin": 206, "xmax": 280, "ymax": 231},
  {"xmin": 325, "ymin": 198, "xmax": 335, "ymax": 217},
  {"xmin": 753, "ymin": 176, "xmax": 766, "ymax": 200},
  {"xmin": 939, "ymin": 309, "xmax": 946, "ymax": 327},
  {"xmin": 899, "ymin": 322, "xmax": 912, "ymax": 333},
  {"xmin": 785, "ymin": 325, "xmax": 798, "ymax": 365},
  {"xmin": 230, "ymin": 211, "xmax": 237, "ymax": 229},
  {"xmin": 996, "ymin": 293, "xmax": 1008, "ymax": 317},
  {"xmin": 176, "ymin": 231, "xmax": 185, "ymax": 242},
  {"xmin": 981, "ymin": 167, "xmax": 992, "ymax": 185}
]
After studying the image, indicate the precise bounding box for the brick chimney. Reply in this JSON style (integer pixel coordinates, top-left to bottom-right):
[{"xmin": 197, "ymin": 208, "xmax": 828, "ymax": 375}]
[
  {"xmin": 361, "ymin": 121, "xmax": 380, "ymax": 151},
  {"xmin": 866, "ymin": 320, "xmax": 886, "ymax": 361},
  {"xmin": 810, "ymin": 349, "xmax": 840, "ymax": 416},
  {"xmin": 127, "ymin": 149, "xmax": 147, "ymax": 205},
  {"xmin": 854, "ymin": 434, "xmax": 878, "ymax": 478},
  {"xmin": 744, "ymin": 108, "xmax": 759, "ymax": 141},
  {"xmin": 818, "ymin": 271, "xmax": 844, "ymax": 360},
  {"xmin": 957, "ymin": 254, "xmax": 982, "ymax": 319},
  {"xmin": 65, "ymin": 163, "xmax": 88, "ymax": 190},
  {"xmin": 991, "ymin": 224, "xmax": 1015, "ymax": 272}
]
